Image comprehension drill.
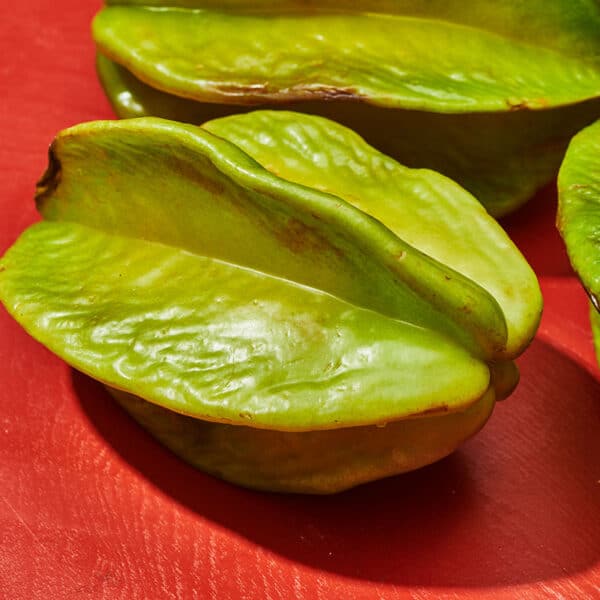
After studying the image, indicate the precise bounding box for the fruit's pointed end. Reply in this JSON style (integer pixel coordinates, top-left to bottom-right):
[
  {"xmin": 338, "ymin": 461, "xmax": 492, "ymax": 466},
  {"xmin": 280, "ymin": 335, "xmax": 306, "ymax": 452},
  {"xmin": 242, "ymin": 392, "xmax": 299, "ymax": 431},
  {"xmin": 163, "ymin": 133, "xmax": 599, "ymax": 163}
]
[{"xmin": 35, "ymin": 142, "xmax": 61, "ymax": 212}]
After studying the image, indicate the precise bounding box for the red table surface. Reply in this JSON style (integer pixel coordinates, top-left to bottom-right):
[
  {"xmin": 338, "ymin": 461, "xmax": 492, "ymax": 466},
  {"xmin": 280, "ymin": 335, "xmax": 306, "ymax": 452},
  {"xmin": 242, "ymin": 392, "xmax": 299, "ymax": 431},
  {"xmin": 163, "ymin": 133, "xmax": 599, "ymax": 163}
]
[{"xmin": 1, "ymin": 2, "xmax": 599, "ymax": 599}]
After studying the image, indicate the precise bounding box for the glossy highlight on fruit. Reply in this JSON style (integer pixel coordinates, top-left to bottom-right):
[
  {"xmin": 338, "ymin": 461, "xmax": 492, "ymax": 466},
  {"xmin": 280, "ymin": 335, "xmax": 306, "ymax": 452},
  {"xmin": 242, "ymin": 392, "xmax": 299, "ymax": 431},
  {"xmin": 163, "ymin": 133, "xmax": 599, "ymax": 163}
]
[
  {"xmin": 93, "ymin": 1, "xmax": 600, "ymax": 216},
  {"xmin": 0, "ymin": 115, "xmax": 541, "ymax": 492},
  {"xmin": 558, "ymin": 119, "xmax": 600, "ymax": 366}
]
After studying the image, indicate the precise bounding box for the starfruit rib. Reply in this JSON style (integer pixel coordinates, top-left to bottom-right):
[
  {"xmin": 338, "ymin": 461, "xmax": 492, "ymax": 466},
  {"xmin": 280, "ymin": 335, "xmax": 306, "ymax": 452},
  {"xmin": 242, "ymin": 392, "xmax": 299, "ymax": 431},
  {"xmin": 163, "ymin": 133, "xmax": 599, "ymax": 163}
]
[
  {"xmin": 95, "ymin": 53, "xmax": 600, "ymax": 219},
  {"xmin": 103, "ymin": 0, "xmax": 600, "ymax": 62},
  {"xmin": 0, "ymin": 221, "xmax": 492, "ymax": 431},
  {"xmin": 203, "ymin": 110, "xmax": 541, "ymax": 358},
  {"xmin": 557, "ymin": 119, "xmax": 600, "ymax": 311},
  {"xmin": 107, "ymin": 386, "xmax": 496, "ymax": 493},
  {"xmin": 93, "ymin": 7, "xmax": 600, "ymax": 113},
  {"xmin": 103, "ymin": 1, "xmax": 600, "ymax": 66},
  {"xmin": 37, "ymin": 117, "xmax": 507, "ymax": 359}
]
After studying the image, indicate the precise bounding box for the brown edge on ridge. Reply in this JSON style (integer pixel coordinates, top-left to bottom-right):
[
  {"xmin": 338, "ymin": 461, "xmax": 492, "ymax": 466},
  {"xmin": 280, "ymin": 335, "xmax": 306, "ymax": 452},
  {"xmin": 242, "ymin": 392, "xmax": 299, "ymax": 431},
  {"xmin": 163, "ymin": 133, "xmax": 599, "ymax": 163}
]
[{"xmin": 35, "ymin": 142, "xmax": 61, "ymax": 211}]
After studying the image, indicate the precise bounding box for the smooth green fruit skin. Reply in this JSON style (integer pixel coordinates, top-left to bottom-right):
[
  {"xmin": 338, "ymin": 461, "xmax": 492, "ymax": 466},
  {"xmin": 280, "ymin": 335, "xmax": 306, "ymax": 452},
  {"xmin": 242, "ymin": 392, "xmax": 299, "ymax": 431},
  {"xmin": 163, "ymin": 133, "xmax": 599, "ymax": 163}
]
[{"xmin": 0, "ymin": 115, "xmax": 541, "ymax": 491}]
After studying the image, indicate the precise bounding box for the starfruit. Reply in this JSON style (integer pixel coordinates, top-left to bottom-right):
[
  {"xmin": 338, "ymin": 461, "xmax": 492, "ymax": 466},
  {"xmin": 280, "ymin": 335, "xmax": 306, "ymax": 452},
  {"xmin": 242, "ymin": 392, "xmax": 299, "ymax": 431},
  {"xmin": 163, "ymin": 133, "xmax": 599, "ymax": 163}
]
[
  {"xmin": 92, "ymin": 1, "xmax": 600, "ymax": 217},
  {"xmin": 0, "ymin": 113, "xmax": 541, "ymax": 493},
  {"xmin": 557, "ymin": 119, "xmax": 600, "ymax": 367}
]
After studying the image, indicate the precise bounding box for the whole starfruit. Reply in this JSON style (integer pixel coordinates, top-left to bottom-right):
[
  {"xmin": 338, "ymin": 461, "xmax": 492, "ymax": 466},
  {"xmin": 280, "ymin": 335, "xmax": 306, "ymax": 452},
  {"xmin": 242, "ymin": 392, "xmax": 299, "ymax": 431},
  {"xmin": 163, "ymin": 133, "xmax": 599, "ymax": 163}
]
[
  {"xmin": 0, "ymin": 112, "xmax": 541, "ymax": 492},
  {"xmin": 93, "ymin": 0, "xmax": 600, "ymax": 216},
  {"xmin": 557, "ymin": 119, "xmax": 600, "ymax": 366}
]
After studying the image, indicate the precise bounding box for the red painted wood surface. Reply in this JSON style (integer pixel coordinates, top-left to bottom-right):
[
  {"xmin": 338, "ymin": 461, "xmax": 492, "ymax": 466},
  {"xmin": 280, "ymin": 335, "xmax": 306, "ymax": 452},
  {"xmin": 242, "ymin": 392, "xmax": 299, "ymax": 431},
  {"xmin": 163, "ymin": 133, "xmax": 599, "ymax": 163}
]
[{"xmin": 0, "ymin": 2, "xmax": 599, "ymax": 598}]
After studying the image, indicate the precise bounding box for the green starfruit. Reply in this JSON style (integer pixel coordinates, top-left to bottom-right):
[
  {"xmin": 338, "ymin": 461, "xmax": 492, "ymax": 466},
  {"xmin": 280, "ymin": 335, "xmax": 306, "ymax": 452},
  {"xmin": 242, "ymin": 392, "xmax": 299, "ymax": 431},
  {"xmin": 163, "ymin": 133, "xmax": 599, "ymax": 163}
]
[
  {"xmin": 557, "ymin": 119, "xmax": 600, "ymax": 367},
  {"xmin": 0, "ymin": 113, "xmax": 541, "ymax": 492},
  {"xmin": 93, "ymin": 1, "xmax": 600, "ymax": 216}
]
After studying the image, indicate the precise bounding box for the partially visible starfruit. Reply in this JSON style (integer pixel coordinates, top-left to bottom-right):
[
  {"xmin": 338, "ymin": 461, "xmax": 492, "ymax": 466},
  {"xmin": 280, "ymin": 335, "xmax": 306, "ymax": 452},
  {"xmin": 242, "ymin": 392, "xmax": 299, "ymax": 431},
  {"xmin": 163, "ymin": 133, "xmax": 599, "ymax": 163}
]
[
  {"xmin": 93, "ymin": 1, "xmax": 600, "ymax": 216},
  {"xmin": 557, "ymin": 119, "xmax": 600, "ymax": 367},
  {"xmin": 0, "ymin": 113, "xmax": 541, "ymax": 492}
]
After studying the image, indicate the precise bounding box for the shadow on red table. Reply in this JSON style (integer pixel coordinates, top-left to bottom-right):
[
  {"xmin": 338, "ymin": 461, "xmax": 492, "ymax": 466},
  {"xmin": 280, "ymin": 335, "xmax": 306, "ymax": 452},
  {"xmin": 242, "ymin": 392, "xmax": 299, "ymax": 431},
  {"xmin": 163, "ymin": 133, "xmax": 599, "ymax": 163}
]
[
  {"xmin": 500, "ymin": 183, "xmax": 572, "ymax": 277},
  {"xmin": 74, "ymin": 337, "xmax": 600, "ymax": 589}
]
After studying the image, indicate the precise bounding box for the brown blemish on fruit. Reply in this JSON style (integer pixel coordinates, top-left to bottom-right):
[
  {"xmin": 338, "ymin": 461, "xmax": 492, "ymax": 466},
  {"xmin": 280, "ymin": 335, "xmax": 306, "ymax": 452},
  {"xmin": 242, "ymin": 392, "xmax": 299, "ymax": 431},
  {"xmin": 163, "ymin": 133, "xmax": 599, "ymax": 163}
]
[
  {"xmin": 275, "ymin": 216, "xmax": 330, "ymax": 255},
  {"xmin": 173, "ymin": 158, "xmax": 227, "ymax": 196},
  {"xmin": 506, "ymin": 97, "xmax": 549, "ymax": 111},
  {"xmin": 410, "ymin": 404, "xmax": 449, "ymax": 418},
  {"xmin": 211, "ymin": 83, "xmax": 364, "ymax": 104},
  {"xmin": 507, "ymin": 99, "xmax": 529, "ymax": 111},
  {"xmin": 297, "ymin": 86, "xmax": 363, "ymax": 102},
  {"xmin": 35, "ymin": 142, "xmax": 62, "ymax": 210}
]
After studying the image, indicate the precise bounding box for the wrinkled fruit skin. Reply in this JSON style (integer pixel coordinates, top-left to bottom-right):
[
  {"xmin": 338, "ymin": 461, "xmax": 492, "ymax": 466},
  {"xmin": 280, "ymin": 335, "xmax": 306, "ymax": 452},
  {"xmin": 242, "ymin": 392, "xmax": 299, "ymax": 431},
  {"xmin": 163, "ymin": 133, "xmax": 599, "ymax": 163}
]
[
  {"xmin": 0, "ymin": 114, "xmax": 541, "ymax": 492},
  {"xmin": 557, "ymin": 119, "xmax": 600, "ymax": 366},
  {"xmin": 93, "ymin": 2, "xmax": 600, "ymax": 216}
]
